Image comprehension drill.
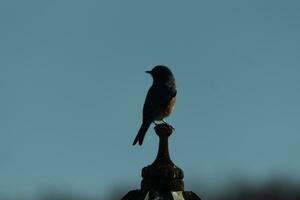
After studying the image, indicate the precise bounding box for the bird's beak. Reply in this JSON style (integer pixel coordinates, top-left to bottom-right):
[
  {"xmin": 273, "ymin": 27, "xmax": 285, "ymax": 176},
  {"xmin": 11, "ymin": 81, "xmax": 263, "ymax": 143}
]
[{"xmin": 145, "ymin": 70, "xmax": 151, "ymax": 74}]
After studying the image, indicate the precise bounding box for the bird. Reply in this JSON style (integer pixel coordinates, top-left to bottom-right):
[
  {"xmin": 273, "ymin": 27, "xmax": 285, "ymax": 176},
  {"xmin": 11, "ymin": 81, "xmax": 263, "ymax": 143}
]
[{"xmin": 133, "ymin": 65, "xmax": 177, "ymax": 146}]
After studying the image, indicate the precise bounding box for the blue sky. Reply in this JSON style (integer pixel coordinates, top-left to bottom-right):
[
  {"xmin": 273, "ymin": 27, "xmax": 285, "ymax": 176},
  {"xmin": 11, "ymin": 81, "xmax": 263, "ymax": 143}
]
[{"xmin": 0, "ymin": 0, "xmax": 300, "ymax": 198}]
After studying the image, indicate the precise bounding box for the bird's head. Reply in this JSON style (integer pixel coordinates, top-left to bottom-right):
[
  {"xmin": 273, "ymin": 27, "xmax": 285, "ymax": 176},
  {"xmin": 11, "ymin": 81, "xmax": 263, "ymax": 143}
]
[{"xmin": 146, "ymin": 65, "xmax": 174, "ymax": 82}]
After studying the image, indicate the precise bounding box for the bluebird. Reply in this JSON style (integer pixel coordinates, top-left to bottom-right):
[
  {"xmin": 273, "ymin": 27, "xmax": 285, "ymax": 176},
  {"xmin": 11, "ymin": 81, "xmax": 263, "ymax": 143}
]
[{"xmin": 133, "ymin": 65, "xmax": 177, "ymax": 145}]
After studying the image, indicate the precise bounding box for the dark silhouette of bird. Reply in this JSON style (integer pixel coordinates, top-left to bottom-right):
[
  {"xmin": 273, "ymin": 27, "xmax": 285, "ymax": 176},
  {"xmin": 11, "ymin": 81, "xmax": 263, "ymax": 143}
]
[{"xmin": 133, "ymin": 65, "xmax": 177, "ymax": 146}]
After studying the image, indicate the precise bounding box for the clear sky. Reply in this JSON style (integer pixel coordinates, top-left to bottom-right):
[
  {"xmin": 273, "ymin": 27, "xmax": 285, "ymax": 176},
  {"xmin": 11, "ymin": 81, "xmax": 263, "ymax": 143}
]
[{"xmin": 1, "ymin": 0, "xmax": 300, "ymax": 198}]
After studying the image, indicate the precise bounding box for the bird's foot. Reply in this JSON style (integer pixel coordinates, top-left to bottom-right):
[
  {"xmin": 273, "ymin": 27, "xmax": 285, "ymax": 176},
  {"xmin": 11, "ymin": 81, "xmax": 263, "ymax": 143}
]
[
  {"xmin": 169, "ymin": 124, "xmax": 175, "ymax": 131},
  {"xmin": 161, "ymin": 120, "xmax": 175, "ymax": 131}
]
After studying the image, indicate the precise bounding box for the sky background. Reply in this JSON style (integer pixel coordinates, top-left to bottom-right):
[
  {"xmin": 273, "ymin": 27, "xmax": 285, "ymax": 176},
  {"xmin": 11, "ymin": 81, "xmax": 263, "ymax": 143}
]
[{"xmin": 1, "ymin": 0, "xmax": 300, "ymax": 199}]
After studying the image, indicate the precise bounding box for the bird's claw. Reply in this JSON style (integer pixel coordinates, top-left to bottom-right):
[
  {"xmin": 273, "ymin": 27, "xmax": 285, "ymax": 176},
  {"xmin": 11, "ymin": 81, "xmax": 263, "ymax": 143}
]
[
  {"xmin": 153, "ymin": 121, "xmax": 175, "ymax": 131},
  {"xmin": 169, "ymin": 125, "xmax": 175, "ymax": 131},
  {"xmin": 162, "ymin": 121, "xmax": 175, "ymax": 131}
]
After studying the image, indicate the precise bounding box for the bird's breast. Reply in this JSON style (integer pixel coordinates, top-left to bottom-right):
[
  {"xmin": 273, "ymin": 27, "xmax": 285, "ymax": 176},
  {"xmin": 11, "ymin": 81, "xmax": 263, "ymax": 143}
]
[{"xmin": 158, "ymin": 96, "xmax": 176, "ymax": 119}]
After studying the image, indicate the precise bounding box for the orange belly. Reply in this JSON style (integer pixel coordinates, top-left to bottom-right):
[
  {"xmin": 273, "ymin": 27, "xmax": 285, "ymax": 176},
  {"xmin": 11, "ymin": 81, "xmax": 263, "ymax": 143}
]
[{"xmin": 159, "ymin": 96, "xmax": 176, "ymax": 119}]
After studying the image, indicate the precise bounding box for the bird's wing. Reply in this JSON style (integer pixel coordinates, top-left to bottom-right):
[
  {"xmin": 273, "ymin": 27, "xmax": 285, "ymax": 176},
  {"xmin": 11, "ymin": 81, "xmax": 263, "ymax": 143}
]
[{"xmin": 142, "ymin": 85, "xmax": 175, "ymax": 120}]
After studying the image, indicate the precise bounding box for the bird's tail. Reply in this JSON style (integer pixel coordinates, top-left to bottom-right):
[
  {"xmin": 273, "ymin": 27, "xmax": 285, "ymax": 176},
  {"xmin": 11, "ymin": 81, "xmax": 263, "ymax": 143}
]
[{"xmin": 133, "ymin": 120, "xmax": 152, "ymax": 145}]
